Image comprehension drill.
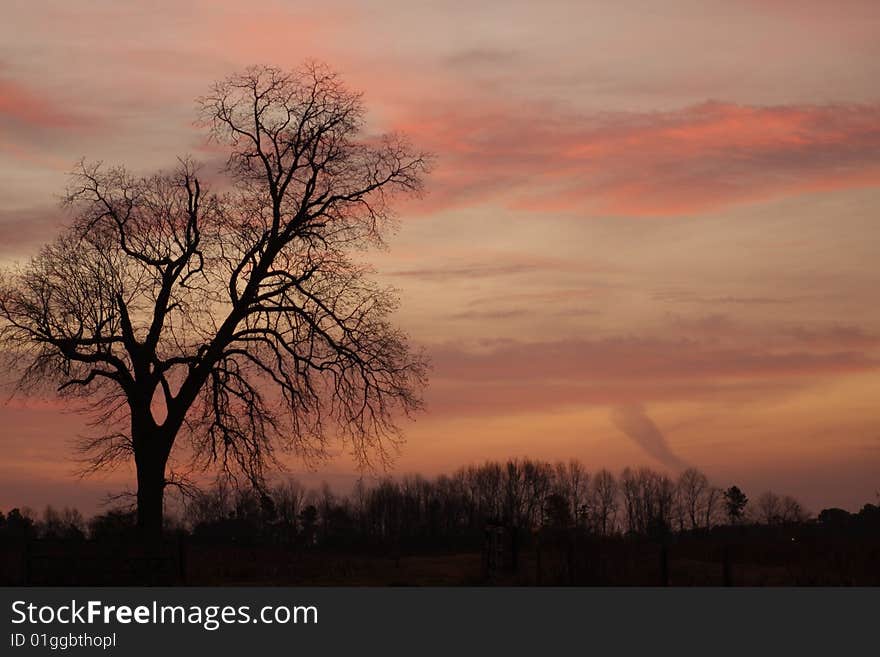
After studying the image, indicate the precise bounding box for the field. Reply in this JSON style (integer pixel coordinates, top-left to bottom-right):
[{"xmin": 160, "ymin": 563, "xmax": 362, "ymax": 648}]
[{"xmin": 3, "ymin": 527, "xmax": 878, "ymax": 586}]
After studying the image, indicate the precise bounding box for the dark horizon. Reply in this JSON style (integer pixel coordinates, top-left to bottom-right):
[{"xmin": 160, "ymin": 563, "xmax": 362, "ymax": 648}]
[
  {"xmin": 3, "ymin": 457, "xmax": 878, "ymax": 530},
  {"xmin": 3, "ymin": 456, "xmax": 879, "ymax": 587}
]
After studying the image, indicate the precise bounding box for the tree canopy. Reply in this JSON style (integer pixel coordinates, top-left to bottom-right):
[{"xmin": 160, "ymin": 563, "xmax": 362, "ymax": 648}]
[{"xmin": 0, "ymin": 63, "xmax": 430, "ymax": 531}]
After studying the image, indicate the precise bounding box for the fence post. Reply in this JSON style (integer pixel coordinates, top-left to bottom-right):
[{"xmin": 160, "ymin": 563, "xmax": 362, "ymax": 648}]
[
  {"xmin": 178, "ymin": 533, "xmax": 188, "ymax": 585},
  {"xmin": 535, "ymin": 536, "xmax": 542, "ymax": 586},
  {"xmin": 659, "ymin": 543, "xmax": 669, "ymax": 586},
  {"xmin": 510, "ymin": 526, "xmax": 518, "ymax": 574},
  {"xmin": 23, "ymin": 539, "xmax": 32, "ymax": 586},
  {"xmin": 722, "ymin": 545, "xmax": 732, "ymax": 586},
  {"xmin": 566, "ymin": 536, "xmax": 574, "ymax": 585},
  {"xmin": 481, "ymin": 526, "xmax": 489, "ymax": 581}
]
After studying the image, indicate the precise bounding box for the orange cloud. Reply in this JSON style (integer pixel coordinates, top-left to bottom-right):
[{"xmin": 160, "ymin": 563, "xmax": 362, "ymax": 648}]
[
  {"xmin": 394, "ymin": 101, "xmax": 880, "ymax": 216},
  {"xmin": 0, "ymin": 207, "xmax": 67, "ymax": 253},
  {"xmin": 0, "ymin": 78, "xmax": 83, "ymax": 130},
  {"xmin": 425, "ymin": 326, "xmax": 880, "ymax": 417}
]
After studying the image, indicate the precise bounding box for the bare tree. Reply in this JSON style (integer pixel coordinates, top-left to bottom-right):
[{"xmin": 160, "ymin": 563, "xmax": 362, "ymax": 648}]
[
  {"xmin": 554, "ymin": 460, "xmax": 590, "ymax": 527},
  {"xmin": 272, "ymin": 477, "xmax": 306, "ymax": 532},
  {"xmin": 589, "ymin": 469, "xmax": 618, "ymax": 535},
  {"xmin": 503, "ymin": 459, "xmax": 541, "ymax": 528},
  {"xmin": 779, "ymin": 495, "xmax": 809, "ymax": 524},
  {"xmin": 0, "ymin": 63, "xmax": 429, "ymax": 534},
  {"xmin": 39, "ymin": 505, "xmax": 86, "ymax": 539},
  {"xmin": 756, "ymin": 491, "xmax": 782, "ymax": 525},
  {"xmin": 677, "ymin": 467, "xmax": 709, "ymax": 531},
  {"xmin": 620, "ymin": 467, "xmax": 676, "ymax": 536},
  {"xmin": 702, "ymin": 485, "xmax": 723, "ymax": 530}
]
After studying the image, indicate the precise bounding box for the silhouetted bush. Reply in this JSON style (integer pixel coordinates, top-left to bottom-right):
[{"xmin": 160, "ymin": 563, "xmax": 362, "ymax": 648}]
[{"xmin": 87, "ymin": 509, "xmax": 138, "ymax": 540}]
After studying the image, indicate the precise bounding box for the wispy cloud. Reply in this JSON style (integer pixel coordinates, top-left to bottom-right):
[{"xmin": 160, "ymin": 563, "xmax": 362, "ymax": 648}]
[
  {"xmin": 423, "ymin": 329, "xmax": 879, "ymax": 417},
  {"xmin": 0, "ymin": 78, "xmax": 85, "ymax": 130},
  {"xmin": 610, "ymin": 404, "xmax": 687, "ymax": 470},
  {"xmin": 395, "ymin": 100, "xmax": 880, "ymax": 216},
  {"xmin": 387, "ymin": 255, "xmax": 572, "ymax": 281},
  {"xmin": 0, "ymin": 207, "xmax": 67, "ymax": 254}
]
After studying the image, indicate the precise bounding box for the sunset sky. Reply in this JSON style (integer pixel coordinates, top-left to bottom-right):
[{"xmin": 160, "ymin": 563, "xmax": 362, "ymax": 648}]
[{"xmin": 1, "ymin": 0, "xmax": 879, "ymax": 515}]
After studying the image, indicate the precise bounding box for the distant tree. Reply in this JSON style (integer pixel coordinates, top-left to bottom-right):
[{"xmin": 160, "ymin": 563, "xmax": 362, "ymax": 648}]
[
  {"xmin": 724, "ymin": 486, "xmax": 748, "ymax": 524},
  {"xmin": 779, "ymin": 495, "xmax": 808, "ymax": 524},
  {"xmin": 818, "ymin": 507, "xmax": 850, "ymax": 529},
  {"xmin": 299, "ymin": 504, "xmax": 319, "ymax": 545},
  {"xmin": 317, "ymin": 483, "xmax": 337, "ymax": 543},
  {"xmin": 756, "ymin": 491, "xmax": 782, "ymax": 525},
  {"xmin": 185, "ymin": 480, "xmax": 234, "ymax": 528},
  {"xmin": 272, "ymin": 478, "xmax": 306, "ymax": 536},
  {"xmin": 544, "ymin": 493, "xmax": 572, "ymax": 529},
  {"xmin": 40, "ymin": 505, "xmax": 86, "ymax": 540},
  {"xmin": 620, "ymin": 468, "xmax": 641, "ymax": 533},
  {"xmin": 677, "ymin": 467, "xmax": 709, "ymax": 531},
  {"xmin": 620, "ymin": 467, "xmax": 675, "ymax": 536},
  {"xmin": 553, "ymin": 460, "xmax": 589, "ymax": 527},
  {"xmin": 40, "ymin": 505, "xmax": 64, "ymax": 539},
  {"xmin": 857, "ymin": 503, "xmax": 880, "ymax": 528},
  {"xmin": 88, "ymin": 509, "xmax": 137, "ymax": 540},
  {"xmin": 651, "ymin": 473, "xmax": 677, "ymax": 538},
  {"xmin": 232, "ymin": 489, "xmax": 262, "ymax": 523},
  {"xmin": 4, "ymin": 508, "xmax": 35, "ymax": 538},
  {"xmin": 500, "ymin": 459, "xmax": 552, "ymax": 529},
  {"xmin": 0, "ymin": 63, "xmax": 429, "ymax": 535},
  {"xmin": 753, "ymin": 492, "xmax": 808, "ymax": 525},
  {"xmin": 259, "ymin": 491, "xmax": 277, "ymax": 524},
  {"xmin": 322, "ymin": 501, "xmax": 356, "ymax": 545},
  {"xmin": 702, "ymin": 486, "xmax": 724, "ymax": 530},
  {"xmin": 589, "ymin": 469, "xmax": 618, "ymax": 535},
  {"xmin": 522, "ymin": 460, "xmax": 553, "ymax": 528}
]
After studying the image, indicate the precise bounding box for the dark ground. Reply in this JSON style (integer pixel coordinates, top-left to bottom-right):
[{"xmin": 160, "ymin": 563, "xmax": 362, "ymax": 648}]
[{"xmin": 3, "ymin": 528, "xmax": 878, "ymax": 586}]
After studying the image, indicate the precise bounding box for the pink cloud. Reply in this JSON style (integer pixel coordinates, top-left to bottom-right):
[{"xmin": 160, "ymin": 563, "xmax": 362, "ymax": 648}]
[
  {"xmin": 0, "ymin": 78, "xmax": 83, "ymax": 130},
  {"xmin": 393, "ymin": 101, "xmax": 880, "ymax": 216},
  {"xmin": 424, "ymin": 328, "xmax": 879, "ymax": 416},
  {"xmin": 0, "ymin": 77, "xmax": 97, "ymax": 173},
  {"xmin": 0, "ymin": 207, "xmax": 67, "ymax": 253}
]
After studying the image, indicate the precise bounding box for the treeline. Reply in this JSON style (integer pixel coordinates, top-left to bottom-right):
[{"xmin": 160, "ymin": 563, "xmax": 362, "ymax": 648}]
[{"xmin": 2, "ymin": 459, "xmax": 879, "ymax": 546}]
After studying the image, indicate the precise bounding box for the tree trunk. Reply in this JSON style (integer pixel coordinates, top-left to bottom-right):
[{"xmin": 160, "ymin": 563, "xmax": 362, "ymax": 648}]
[
  {"xmin": 138, "ymin": 467, "xmax": 165, "ymax": 536},
  {"xmin": 134, "ymin": 433, "xmax": 171, "ymax": 536}
]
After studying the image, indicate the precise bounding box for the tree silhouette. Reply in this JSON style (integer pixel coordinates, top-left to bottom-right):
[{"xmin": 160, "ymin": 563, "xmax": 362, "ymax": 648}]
[
  {"xmin": 677, "ymin": 467, "xmax": 709, "ymax": 531},
  {"xmin": 0, "ymin": 63, "xmax": 429, "ymax": 535},
  {"xmin": 544, "ymin": 492, "xmax": 572, "ymax": 529},
  {"xmin": 756, "ymin": 491, "xmax": 782, "ymax": 525},
  {"xmin": 724, "ymin": 486, "xmax": 748, "ymax": 524},
  {"xmin": 589, "ymin": 469, "xmax": 618, "ymax": 535}
]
